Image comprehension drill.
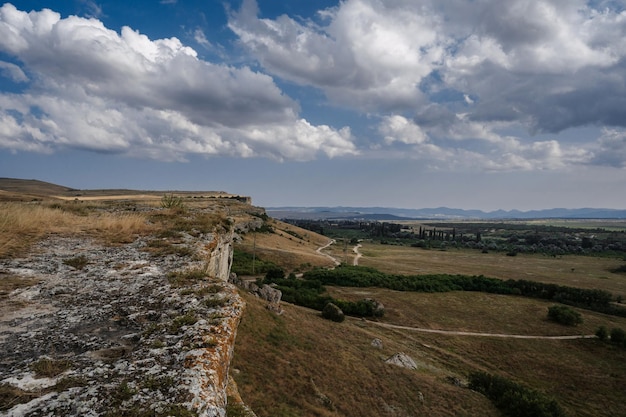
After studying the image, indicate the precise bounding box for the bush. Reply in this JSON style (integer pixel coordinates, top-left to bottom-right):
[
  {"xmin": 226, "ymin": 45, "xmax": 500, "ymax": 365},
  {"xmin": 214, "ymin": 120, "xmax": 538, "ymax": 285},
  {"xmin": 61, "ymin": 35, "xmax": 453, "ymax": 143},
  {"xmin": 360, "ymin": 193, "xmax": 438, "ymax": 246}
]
[
  {"xmin": 468, "ymin": 371, "xmax": 565, "ymax": 417},
  {"xmin": 265, "ymin": 267, "xmax": 286, "ymax": 281},
  {"xmin": 596, "ymin": 326, "xmax": 609, "ymax": 341},
  {"xmin": 322, "ymin": 303, "xmax": 345, "ymax": 323},
  {"xmin": 547, "ymin": 305, "xmax": 583, "ymax": 326},
  {"xmin": 610, "ymin": 327, "xmax": 626, "ymax": 345},
  {"xmin": 161, "ymin": 194, "xmax": 184, "ymax": 209}
]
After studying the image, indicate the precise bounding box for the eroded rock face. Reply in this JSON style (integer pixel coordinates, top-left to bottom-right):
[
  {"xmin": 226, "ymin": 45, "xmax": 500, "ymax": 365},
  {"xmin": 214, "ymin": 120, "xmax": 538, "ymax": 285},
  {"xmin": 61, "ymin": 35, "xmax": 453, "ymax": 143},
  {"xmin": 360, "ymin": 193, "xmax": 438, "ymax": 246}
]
[{"xmin": 0, "ymin": 234, "xmax": 242, "ymax": 416}]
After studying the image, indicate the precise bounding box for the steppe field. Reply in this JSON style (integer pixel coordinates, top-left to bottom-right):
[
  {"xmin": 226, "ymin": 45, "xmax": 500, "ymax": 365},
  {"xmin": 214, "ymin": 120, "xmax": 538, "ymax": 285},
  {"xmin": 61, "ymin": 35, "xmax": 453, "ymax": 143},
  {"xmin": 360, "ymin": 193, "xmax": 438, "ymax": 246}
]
[
  {"xmin": 233, "ymin": 221, "xmax": 626, "ymax": 417},
  {"xmin": 2, "ymin": 179, "xmax": 625, "ymax": 417}
]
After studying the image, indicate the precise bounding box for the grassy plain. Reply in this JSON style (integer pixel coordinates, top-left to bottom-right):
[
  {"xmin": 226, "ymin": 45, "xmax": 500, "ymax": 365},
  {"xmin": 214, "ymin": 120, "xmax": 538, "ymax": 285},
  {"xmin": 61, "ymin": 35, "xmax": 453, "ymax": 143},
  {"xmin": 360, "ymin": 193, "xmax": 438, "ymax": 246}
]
[{"xmin": 325, "ymin": 242, "xmax": 626, "ymax": 298}]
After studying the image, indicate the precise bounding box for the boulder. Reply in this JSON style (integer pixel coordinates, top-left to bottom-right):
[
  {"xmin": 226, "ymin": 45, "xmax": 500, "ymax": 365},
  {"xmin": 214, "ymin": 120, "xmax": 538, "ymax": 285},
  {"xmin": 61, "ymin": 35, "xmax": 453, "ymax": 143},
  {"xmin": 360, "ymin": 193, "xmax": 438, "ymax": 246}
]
[{"xmin": 385, "ymin": 352, "xmax": 418, "ymax": 370}]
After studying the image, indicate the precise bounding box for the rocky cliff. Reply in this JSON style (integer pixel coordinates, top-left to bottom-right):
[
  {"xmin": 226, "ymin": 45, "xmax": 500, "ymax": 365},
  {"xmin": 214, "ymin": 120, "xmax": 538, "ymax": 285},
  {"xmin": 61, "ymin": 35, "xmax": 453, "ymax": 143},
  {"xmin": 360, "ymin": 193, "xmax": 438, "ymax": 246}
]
[{"xmin": 0, "ymin": 208, "xmax": 247, "ymax": 416}]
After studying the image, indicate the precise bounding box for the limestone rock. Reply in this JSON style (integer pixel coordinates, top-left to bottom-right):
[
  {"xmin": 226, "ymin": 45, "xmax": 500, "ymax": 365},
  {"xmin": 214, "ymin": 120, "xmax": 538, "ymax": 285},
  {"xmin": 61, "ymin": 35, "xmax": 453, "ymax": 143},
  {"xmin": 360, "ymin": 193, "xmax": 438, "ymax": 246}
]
[
  {"xmin": 371, "ymin": 338, "xmax": 383, "ymax": 349},
  {"xmin": 258, "ymin": 284, "xmax": 282, "ymax": 304},
  {"xmin": 385, "ymin": 352, "xmax": 418, "ymax": 370}
]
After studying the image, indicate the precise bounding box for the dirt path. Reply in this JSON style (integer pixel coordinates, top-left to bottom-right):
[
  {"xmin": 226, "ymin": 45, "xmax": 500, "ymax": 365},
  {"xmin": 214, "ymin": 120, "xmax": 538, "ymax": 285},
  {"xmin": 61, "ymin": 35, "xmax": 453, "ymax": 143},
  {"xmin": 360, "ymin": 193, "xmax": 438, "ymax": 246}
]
[
  {"xmin": 365, "ymin": 320, "xmax": 596, "ymax": 340},
  {"xmin": 352, "ymin": 244, "xmax": 362, "ymax": 266},
  {"xmin": 316, "ymin": 239, "xmax": 340, "ymax": 265}
]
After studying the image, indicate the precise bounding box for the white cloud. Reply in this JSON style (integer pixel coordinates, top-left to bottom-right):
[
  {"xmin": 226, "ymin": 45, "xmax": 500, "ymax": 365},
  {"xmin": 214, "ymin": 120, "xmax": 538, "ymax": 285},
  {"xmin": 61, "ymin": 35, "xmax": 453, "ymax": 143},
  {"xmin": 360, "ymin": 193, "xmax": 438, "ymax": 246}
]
[
  {"xmin": 590, "ymin": 128, "xmax": 626, "ymax": 168},
  {"xmin": 229, "ymin": 0, "xmax": 626, "ymax": 170},
  {"xmin": 379, "ymin": 115, "xmax": 428, "ymax": 145},
  {"xmin": 0, "ymin": 4, "xmax": 356, "ymax": 161},
  {"xmin": 193, "ymin": 28, "xmax": 212, "ymax": 49},
  {"xmin": 377, "ymin": 113, "xmax": 593, "ymax": 171},
  {"xmin": 228, "ymin": 0, "xmax": 443, "ymax": 111},
  {"xmin": 0, "ymin": 61, "xmax": 27, "ymax": 82}
]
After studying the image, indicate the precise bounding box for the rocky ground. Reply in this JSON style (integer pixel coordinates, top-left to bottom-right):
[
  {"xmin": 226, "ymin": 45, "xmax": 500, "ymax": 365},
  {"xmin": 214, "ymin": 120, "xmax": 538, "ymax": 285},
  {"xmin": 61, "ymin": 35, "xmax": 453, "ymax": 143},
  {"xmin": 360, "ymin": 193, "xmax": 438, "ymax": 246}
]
[{"xmin": 0, "ymin": 234, "xmax": 244, "ymax": 417}]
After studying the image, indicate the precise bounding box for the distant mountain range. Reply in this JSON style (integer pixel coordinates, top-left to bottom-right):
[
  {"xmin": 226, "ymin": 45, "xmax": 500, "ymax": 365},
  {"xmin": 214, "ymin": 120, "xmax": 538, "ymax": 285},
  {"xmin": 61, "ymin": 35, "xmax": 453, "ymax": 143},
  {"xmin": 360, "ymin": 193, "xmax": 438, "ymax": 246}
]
[{"xmin": 267, "ymin": 206, "xmax": 626, "ymax": 220}]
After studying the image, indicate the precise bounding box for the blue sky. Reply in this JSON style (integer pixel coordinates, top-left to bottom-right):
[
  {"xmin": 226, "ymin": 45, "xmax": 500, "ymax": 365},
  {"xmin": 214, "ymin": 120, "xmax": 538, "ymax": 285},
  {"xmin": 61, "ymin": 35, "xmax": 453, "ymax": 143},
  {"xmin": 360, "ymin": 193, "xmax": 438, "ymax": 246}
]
[{"xmin": 1, "ymin": 0, "xmax": 625, "ymax": 211}]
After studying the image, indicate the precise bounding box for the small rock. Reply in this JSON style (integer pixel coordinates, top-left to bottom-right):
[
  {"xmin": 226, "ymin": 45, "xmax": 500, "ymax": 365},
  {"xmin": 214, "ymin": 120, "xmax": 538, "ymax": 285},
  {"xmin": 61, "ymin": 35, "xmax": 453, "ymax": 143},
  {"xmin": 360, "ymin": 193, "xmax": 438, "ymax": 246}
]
[{"xmin": 371, "ymin": 338, "xmax": 383, "ymax": 349}]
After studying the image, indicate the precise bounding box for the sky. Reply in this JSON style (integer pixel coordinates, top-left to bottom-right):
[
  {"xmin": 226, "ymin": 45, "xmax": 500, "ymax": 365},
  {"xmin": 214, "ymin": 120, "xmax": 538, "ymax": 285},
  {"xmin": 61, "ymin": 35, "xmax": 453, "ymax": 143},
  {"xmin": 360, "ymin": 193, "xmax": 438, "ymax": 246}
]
[{"xmin": 0, "ymin": 0, "xmax": 625, "ymax": 211}]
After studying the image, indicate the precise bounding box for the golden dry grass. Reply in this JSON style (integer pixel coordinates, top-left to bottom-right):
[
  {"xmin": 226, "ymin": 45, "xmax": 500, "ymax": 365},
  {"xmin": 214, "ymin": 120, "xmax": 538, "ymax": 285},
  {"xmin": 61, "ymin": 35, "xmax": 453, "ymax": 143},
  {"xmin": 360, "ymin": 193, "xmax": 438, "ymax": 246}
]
[
  {"xmin": 234, "ymin": 284, "xmax": 626, "ymax": 417},
  {"xmin": 326, "ymin": 287, "xmax": 626, "ymax": 337},
  {"xmin": 0, "ymin": 202, "xmax": 153, "ymax": 257},
  {"xmin": 232, "ymin": 291, "xmax": 499, "ymax": 417}
]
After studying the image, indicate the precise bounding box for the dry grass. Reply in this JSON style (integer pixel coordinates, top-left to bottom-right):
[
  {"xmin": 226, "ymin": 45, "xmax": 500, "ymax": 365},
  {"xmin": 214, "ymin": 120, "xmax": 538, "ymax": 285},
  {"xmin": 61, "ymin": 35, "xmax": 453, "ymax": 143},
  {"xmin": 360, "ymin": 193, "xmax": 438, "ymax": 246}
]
[
  {"xmin": 0, "ymin": 202, "xmax": 153, "ymax": 257},
  {"xmin": 327, "ymin": 287, "xmax": 626, "ymax": 337},
  {"xmin": 236, "ymin": 219, "xmax": 335, "ymax": 273},
  {"xmin": 232, "ymin": 292, "xmax": 498, "ymax": 417},
  {"xmin": 234, "ymin": 286, "xmax": 626, "ymax": 417},
  {"xmin": 0, "ymin": 271, "xmax": 40, "ymax": 297},
  {"xmin": 328, "ymin": 242, "xmax": 626, "ymax": 298},
  {"xmin": 235, "ymin": 236, "xmax": 626, "ymax": 417}
]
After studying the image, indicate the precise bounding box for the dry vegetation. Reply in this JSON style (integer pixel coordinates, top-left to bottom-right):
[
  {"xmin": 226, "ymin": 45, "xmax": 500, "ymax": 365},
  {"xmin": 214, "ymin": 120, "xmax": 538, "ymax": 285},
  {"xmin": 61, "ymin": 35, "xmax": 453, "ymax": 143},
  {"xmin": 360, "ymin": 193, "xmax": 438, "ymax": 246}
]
[
  {"xmin": 232, "ymin": 291, "xmax": 500, "ymax": 417},
  {"xmin": 0, "ymin": 201, "xmax": 153, "ymax": 258},
  {"xmin": 326, "ymin": 241, "xmax": 626, "ymax": 298},
  {"xmin": 235, "ymin": 218, "xmax": 335, "ymax": 272},
  {"xmin": 233, "ymin": 229, "xmax": 626, "ymax": 417},
  {"xmin": 3, "ymin": 180, "xmax": 625, "ymax": 416}
]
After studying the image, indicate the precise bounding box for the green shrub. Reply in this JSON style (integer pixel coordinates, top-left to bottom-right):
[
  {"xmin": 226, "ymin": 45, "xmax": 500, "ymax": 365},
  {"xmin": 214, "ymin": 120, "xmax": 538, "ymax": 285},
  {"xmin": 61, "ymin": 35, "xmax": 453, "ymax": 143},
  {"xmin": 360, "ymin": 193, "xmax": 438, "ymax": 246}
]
[
  {"xmin": 322, "ymin": 303, "xmax": 345, "ymax": 322},
  {"xmin": 595, "ymin": 326, "xmax": 609, "ymax": 341},
  {"xmin": 161, "ymin": 194, "xmax": 184, "ymax": 209},
  {"xmin": 547, "ymin": 305, "xmax": 583, "ymax": 326},
  {"xmin": 610, "ymin": 327, "xmax": 626, "ymax": 345},
  {"xmin": 469, "ymin": 371, "xmax": 565, "ymax": 417},
  {"xmin": 265, "ymin": 267, "xmax": 285, "ymax": 281}
]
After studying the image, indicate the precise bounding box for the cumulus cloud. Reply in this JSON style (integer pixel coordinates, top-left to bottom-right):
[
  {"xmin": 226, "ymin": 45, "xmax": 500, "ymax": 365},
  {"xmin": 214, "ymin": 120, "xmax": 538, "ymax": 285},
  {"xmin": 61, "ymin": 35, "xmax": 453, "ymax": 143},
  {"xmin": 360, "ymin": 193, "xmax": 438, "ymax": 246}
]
[
  {"xmin": 376, "ymin": 113, "xmax": 593, "ymax": 171},
  {"xmin": 229, "ymin": 0, "xmax": 626, "ymax": 169},
  {"xmin": 0, "ymin": 3, "xmax": 356, "ymax": 161},
  {"xmin": 590, "ymin": 128, "xmax": 626, "ymax": 168},
  {"xmin": 228, "ymin": 0, "xmax": 442, "ymax": 111},
  {"xmin": 0, "ymin": 61, "xmax": 27, "ymax": 82}
]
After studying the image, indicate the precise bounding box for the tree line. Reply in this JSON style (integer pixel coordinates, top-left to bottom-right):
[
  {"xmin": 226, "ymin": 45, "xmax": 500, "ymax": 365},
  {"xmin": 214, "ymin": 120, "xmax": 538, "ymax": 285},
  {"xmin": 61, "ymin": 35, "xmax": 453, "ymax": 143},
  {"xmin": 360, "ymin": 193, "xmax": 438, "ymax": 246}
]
[{"xmin": 302, "ymin": 265, "xmax": 626, "ymax": 317}]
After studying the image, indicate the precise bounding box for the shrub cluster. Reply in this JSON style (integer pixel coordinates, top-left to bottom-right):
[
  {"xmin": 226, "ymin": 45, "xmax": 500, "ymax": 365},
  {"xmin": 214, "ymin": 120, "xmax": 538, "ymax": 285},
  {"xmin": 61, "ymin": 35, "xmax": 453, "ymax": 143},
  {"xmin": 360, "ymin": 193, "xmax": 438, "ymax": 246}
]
[
  {"xmin": 231, "ymin": 249, "xmax": 280, "ymax": 276},
  {"xmin": 262, "ymin": 269, "xmax": 384, "ymax": 318},
  {"xmin": 302, "ymin": 265, "xmax": 626, "ymax": 317},
  {"xmin": 468, "ymin": 371, "xmax": 566, "ymax": 417},
  {"xmin": 547, "ymin": 305, "xmax": 583, "ymax": 326},
  {"xmin": 596, "ymin": 326, "xmax": 626, "ymax": 348}
]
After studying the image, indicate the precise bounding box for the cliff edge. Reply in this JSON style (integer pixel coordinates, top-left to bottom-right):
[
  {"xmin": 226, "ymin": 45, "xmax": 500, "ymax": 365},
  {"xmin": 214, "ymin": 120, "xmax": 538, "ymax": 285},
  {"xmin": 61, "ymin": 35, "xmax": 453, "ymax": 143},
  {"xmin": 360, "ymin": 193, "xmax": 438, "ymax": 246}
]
[{"xmin": 0, "ymin": 199, "xmax": 251, "ymax": 416}]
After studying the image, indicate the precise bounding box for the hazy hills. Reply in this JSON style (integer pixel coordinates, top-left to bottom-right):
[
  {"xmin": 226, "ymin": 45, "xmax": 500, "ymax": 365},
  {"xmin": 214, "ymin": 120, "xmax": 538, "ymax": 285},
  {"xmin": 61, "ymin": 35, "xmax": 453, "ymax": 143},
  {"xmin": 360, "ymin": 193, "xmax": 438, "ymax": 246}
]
[{"xmin": 267, "ymin": 206, "xmax": 626, "ymax": 220}]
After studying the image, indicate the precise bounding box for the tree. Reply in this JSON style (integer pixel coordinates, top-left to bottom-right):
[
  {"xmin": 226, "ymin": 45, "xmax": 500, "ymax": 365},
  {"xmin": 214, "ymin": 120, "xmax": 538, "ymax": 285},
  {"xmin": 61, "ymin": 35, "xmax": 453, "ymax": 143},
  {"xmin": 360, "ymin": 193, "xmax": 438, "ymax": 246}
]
[
  {"xmin": 595, "ymin": 326, "xmax": 609, "ymax": 341},
  {"xmin": 265, "ymin": 267, "xmax": 285, "ymax": 281},
  {"xmin": 547, "ymin": 305, "xmax": 583, "ymax": 326}
]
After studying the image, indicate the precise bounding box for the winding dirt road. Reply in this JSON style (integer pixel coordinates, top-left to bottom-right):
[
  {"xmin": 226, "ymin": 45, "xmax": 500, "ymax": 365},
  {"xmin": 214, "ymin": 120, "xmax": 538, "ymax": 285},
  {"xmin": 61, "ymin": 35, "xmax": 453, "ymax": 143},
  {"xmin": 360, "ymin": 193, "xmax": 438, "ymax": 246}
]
[
  {"xmin": 317, "ymin": 239, "xmax": 340, "ymax": 265},
  {"xmin": 364, "ymin": 320, "xmax": 596, "ymax": 339}
]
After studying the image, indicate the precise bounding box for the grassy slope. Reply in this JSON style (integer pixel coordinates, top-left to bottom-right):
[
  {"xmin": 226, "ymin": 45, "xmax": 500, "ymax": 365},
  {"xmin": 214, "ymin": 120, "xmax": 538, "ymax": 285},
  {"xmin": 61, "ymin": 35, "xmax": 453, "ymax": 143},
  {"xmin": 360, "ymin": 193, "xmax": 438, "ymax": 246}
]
[
  {"xmin": 235, "ymin": 218, "xmax": 336, "ymax": 273},
  {"xmin": 232, "ymin": 292, "xmax": 499, "ymax": 417},
  {"xmin": 233, "ymin": 236, "xmax": 626, "ymax": 417}
]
